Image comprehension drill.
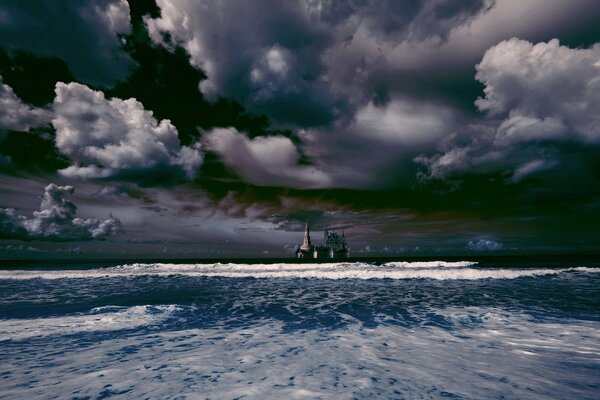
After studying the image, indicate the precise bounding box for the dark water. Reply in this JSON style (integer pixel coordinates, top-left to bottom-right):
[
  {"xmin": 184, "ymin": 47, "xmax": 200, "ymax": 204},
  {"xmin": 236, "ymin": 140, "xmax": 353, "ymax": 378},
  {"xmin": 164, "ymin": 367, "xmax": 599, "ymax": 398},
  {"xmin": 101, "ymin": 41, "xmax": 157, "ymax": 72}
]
[{"xmin": 0, "ymin": 260, "xmax": 599, "ymax": 399}]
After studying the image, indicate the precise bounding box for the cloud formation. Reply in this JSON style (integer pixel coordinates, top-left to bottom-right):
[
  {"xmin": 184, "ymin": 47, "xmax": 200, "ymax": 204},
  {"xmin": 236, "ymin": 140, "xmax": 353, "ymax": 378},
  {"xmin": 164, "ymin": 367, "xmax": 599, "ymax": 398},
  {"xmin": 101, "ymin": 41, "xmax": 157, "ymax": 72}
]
[
  {"xmin": 204, "ymin": 128, "xmax": 331, "ymax": 189},
  {"xmin": 417, "ymin": 38, "xmax": 600, "ymax": 182},
  {"xmin": 351, "ymin": 99, "xmax": 455, "ymax": 146},
  {"xmin": 144, "ymin": 0, "xmax": 493, "ymax": 127},
  {"xmin": 0, "ymin": 183, "xmax": 120, "ymax": 240},
  {"xmin": 52, "ymin": 82, "xmax": 203, "ymax": 183},
  {"xmin": 476, "ymin": 38, "xmax": 600, "ymax": 144},
  {"xmin": 467, "ymin": 239, "xmax": 503, "ymax": 251},
  {"xmin": 0, "ymin": 0, "xmax": 132, "ymax": 85},
  {"xmin": 0, "ymin": 76, "xmax": 51, "ymax": 131}
]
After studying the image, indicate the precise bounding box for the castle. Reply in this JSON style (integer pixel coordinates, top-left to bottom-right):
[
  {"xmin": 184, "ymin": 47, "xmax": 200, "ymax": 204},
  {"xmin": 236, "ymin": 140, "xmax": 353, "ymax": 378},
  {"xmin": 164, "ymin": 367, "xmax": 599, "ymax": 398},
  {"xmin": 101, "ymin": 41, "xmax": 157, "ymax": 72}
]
[{"xmin": 295, "ymin": 221, "xmax": 349, "ymax": 259}]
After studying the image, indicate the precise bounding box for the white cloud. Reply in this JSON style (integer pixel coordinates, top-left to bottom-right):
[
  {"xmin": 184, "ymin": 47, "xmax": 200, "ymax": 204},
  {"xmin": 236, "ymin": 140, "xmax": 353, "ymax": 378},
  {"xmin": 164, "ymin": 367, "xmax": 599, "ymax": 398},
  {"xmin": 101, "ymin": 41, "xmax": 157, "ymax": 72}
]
[
  {"xmin": 52, "ymin": 82, "xmax": 203, "ymax": 182},
  {"xmin": 204, "ymin": 128, "xmax": 331, "ymax": 189},
  {"xmin": 467, "ymin": 239, "xmax": 503, "ymax": 251},
  {"xmin": 144, "ymin": 0, "xmax": 229, "ymax": 96},
  {"xmin": 0, "ymin": 183, "xmax": 120, "ymax": 241},
  {"xmin": 351, "ymin": 99, "xmax": 455, "ymax": 146},
  {"xmin": 476, "ymin": 38, "xmax": 600, "ymax": 143},
  {"xmin": 415, "ymin": 146, "xmax": 470, "ymax": 180},
  {"xmin": 511, "ymin": 159, "xmax": 557, "ymax": 182},
  {"xmin": 416, "ymin": 38, "xmax": 600, "ymax": 182},
  {"xmin": 0, "ymin": 76, "xmax": 51, "ymax": 131},
  {"xmin": 495, "ymin": 113, "xmax": 568, "ymax": 145},
  {"xmin": 250, "ymin": 45, "xmax": 297, "ymax": 100},
  {"xmin": 91, "ymin": 0, "xmax": 131, "ymax": 35}
]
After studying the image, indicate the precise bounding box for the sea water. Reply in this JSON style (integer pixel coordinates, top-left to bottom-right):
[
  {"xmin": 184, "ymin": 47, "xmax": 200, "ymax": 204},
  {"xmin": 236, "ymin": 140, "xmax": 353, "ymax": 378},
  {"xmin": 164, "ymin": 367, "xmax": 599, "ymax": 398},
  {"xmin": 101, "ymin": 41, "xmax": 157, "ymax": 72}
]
[{"xmin": 0, "ymin": 260, "xmax": 598, "ymax": 399}]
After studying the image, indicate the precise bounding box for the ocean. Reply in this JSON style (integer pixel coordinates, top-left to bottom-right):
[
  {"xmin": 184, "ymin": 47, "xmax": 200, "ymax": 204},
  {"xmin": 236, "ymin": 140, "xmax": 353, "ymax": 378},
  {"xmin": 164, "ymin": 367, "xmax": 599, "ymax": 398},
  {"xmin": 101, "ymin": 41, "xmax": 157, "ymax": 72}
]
[{"xmin": 0, "ymin": 258, "xmax": 599, "ymax": 399}]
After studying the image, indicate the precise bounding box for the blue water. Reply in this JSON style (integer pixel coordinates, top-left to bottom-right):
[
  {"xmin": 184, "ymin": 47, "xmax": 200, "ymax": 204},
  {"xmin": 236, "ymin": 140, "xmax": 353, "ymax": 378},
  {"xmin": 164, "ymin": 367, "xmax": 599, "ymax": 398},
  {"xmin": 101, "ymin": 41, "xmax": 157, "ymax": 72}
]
[{"xmin": 0, "ymin": 261, "xmax": 599, "ymax": 399}]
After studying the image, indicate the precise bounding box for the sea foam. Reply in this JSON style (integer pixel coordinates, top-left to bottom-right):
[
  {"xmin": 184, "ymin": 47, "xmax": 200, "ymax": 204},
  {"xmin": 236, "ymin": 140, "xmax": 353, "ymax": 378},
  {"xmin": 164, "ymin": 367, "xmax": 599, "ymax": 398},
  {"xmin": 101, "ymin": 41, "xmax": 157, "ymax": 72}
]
[
  {"xmin": 0, "ymin": 261, "xmax": 597, "ymax": 281},
  {"xmin": 1, "ymin": 305, "xmax": 598, "ymax": 399},
  {"xmin": 0, "ymin": 305, "xmax": 181, "ymax": 341}
]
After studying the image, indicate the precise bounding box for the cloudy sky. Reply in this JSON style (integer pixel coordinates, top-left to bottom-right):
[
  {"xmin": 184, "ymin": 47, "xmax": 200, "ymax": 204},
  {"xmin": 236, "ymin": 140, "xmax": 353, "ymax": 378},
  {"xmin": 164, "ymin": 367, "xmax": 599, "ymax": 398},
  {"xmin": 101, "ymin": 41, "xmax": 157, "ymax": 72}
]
[{"xmin": 1, "ymin": 0, "xmax": 599, "ymax": 259}]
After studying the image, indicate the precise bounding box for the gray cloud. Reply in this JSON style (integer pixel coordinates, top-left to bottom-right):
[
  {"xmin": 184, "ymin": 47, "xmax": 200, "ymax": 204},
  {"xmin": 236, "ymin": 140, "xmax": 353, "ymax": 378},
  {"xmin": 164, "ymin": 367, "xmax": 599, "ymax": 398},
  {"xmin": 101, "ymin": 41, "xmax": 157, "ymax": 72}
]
[
  {"xmin": 0, "ymin": 76, "xmax": 51, "ymax": 131},
  {"xmin": 0, "ymin": 0, "xmax": 132, "ymax": 86},
  {"xmin": 141, "ymin": 0, "xmax": 600, "ymax": 193},
  {"xmin": 204, "ymin": 128, "xmax": 332, "ymax": 189},
  {"xmin": 295, "ymin": 96, "xmax": 462, "ymax": 189},
  {"xmin": 52, "ymin": 82, "xmax": 203, "ymax": 183},
  {"xmin": 0, "ymin": 244, "xmax": 49, "ymax": 253},
  {"xmin": 145, "ymin": 0, "xmax": 493, "ymax": 127},
  {"xmin": 416, "ymin": 38, "xmax": 600, "ymax": 182},
  {"xmin": 0, "ymin": 183, "xmax": 120, "ymax": 241},
  {"xmin": 476, "ymin": 38, "xmax": 600, "ymax": 143},
  {"xmin": 145, "ymin": 0, "xmax": 340, "ymax": 127},
  {"xmin": 467, "ymin": 239, "xmax": 503, "ymax": 251},
  {"xmin": 307, "ymin": 0, "xmax": 494, "ymax": 41}
]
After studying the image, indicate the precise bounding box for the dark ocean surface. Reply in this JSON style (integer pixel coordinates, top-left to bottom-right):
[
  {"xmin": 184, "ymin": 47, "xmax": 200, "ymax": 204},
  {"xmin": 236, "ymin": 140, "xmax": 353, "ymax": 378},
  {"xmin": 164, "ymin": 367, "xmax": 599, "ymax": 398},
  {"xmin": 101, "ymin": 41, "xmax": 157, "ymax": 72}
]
[{"xmin": 0, "ymin": 258, "xmax": 599, "ymax": 399}]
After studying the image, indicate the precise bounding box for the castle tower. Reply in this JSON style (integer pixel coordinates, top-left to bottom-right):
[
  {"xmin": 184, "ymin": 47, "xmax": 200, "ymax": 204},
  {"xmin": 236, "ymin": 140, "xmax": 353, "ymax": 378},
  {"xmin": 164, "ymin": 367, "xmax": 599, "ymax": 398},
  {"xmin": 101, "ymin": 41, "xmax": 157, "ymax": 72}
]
[{"xmin": 300, "ymin": 221, "xmax": 312, "ymax": 251}]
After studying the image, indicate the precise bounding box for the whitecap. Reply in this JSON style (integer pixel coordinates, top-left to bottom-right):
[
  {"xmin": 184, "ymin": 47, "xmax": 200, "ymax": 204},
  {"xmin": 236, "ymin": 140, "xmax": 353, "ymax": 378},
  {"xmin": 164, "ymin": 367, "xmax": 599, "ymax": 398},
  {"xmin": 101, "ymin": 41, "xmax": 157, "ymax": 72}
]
[
  {"xmin": 0, "ymin": 263, "xmax": 597, "ymax": 281},
  {"xmin": 0, "ymin": 305, "xmax": 180, "ymax": 341}
]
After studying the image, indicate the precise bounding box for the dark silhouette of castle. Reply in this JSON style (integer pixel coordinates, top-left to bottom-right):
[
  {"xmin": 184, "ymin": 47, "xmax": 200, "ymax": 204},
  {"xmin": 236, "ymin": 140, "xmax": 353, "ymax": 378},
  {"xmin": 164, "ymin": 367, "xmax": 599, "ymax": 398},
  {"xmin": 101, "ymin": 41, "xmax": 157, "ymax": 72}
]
[{"xmin": 295, "ymin": 221, "xmax": 349, "ymax": 259}]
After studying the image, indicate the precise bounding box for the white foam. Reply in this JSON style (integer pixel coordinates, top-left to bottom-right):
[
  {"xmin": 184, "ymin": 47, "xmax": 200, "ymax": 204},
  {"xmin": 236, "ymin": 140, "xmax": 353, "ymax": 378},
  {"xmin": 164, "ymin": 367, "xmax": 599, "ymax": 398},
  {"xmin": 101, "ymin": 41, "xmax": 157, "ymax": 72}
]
[
  {"xmin": 0, "ymin": 305, "xmax": 179, "ymax": 341},
  {"xmin": 383, "ymin": 260, "xmax": 478, "ymax": 268},
  {"xmin": 0, "ymin": 263, "xmax": 597, "ymax": 281},
  {"xmin": 1, "ymin": 306, "xmax": 598, "ymax": 399}
]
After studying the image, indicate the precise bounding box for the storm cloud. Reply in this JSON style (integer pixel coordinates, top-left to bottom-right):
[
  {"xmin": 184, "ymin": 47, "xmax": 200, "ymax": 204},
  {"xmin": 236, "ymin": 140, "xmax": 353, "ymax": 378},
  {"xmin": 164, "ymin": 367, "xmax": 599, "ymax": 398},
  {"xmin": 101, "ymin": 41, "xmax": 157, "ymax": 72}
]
[
  {"xmin": 0, "ymin": 0, "xmax": 132, "ymax": 86},
  {"xmin": 0, "ymin": 0, "xmax": 599, "ymax": 255},
  {"xmin": 144, "ymin": 0, "xmax": 494, "ymax": 127}
]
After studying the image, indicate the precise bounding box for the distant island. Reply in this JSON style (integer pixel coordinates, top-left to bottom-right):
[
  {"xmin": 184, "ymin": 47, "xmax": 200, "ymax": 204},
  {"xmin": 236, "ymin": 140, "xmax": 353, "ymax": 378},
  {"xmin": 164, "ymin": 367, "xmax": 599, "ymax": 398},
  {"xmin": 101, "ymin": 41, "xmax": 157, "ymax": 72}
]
[{"xmin": 295, "ymin": 222, "xmax": 349, "ymax": 259}]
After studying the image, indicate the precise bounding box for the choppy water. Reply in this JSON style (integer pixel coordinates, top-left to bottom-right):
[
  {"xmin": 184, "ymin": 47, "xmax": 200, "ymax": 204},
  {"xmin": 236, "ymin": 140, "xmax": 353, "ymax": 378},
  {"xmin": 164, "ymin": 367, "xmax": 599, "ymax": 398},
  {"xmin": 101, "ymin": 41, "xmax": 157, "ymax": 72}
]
[{"xmin": 1, "ymin": 260, "xmax": 599, "ymax": 399}]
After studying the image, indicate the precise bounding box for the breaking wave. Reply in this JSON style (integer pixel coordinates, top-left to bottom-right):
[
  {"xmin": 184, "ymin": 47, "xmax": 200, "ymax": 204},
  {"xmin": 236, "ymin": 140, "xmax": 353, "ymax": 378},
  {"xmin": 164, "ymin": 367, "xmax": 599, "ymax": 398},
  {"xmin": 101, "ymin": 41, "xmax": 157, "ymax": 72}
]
[
  {"xmin": 0, "ymin": 261, "xmax": 597, "ymax": 280},
  {"xmin": 1, "ymin": 258, "xmax": 598, "ymax": 399},
  {"xmin": 0, "ymin": 305, "xmax": 181, "ymax": 341}
]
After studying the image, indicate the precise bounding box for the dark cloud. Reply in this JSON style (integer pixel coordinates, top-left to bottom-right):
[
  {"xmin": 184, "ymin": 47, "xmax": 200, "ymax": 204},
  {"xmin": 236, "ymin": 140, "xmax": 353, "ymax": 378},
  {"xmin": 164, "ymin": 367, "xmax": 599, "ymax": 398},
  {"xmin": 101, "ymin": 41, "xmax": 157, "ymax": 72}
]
[
  {"xmin": 144, "ymin": 0, "xmax": 493, "ymax": 127},
  {"xmin": 0, "ymin": 49, "xmax": 75, "ymax": 107},
  {"xmin": 0, "ymin": 0, "xmax": 132, "ymax": 86},
  {"xmin": 0, "ymin": 125, "xmax": 69, "ymax": 174},
  {"xmin": 0, "ymin": 183, "xmax": 120, "ymax": 241},
  {"xmin": 107, "ymin": 9, "xmax": 299, "ymax": 149},
  {"xmin": 0, "ymin": 0, "xmax": 599, "ymax": 255},
  {"xmin": 0, "ymin": 244, "xmax": 47, "ymax": 253},
  {"xmin": 311, "ymin": 0, "xmax": 495, "ymax": 41}
]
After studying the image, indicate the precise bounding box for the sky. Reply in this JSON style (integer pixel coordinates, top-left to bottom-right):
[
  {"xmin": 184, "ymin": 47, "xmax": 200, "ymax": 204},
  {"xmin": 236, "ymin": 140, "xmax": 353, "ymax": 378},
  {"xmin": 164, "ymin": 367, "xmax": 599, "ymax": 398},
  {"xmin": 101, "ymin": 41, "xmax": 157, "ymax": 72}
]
[{"xmin": 1, "ymin": 0, "xmax": 599, "ymax": 259}]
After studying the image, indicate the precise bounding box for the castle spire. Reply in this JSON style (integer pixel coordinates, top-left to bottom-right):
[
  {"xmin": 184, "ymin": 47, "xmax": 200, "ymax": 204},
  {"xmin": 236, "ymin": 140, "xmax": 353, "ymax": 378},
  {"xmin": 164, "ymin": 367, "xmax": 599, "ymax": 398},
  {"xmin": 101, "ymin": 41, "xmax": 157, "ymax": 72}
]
[{"xmin": 300, "ymin": 220, "xmax": 312, "ymax": 251}]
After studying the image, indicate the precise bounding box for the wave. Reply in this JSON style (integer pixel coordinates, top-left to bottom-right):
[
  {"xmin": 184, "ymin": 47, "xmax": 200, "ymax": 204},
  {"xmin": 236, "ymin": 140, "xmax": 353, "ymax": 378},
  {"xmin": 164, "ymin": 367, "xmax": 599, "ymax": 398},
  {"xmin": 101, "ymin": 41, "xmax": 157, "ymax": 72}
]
[
  {"xmin": 0, "ymin": 261, "xmax": 597, "ymax": 281},
  {"xmin": 1, "ymin": 305, "xmax": 599, "ymax": 399},
  {"xmin": 0, "ymin": 305, "xmax": 181, "ymax": 341},
  {"xmin": 383, "ymin": 260, "xmax": 477, "ymax": 268}
]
